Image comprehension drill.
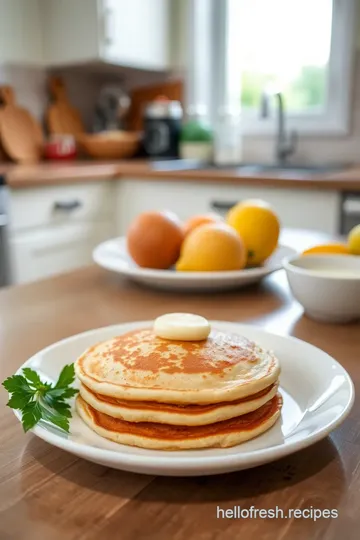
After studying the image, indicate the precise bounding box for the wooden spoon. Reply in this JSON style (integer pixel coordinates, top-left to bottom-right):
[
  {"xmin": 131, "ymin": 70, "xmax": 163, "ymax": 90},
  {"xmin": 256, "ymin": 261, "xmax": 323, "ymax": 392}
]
[
  {"xmin": 0, "ymin": 86, "xmax": 44, "ymax": 163},
  {"xmin": 46, "ymin": 76, "xmax": 85, "ymax": 136}
]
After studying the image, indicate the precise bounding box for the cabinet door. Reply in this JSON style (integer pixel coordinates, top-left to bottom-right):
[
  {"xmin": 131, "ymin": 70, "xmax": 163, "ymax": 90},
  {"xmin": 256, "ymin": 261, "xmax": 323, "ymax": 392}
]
[
  {"xmin": 102, "ymin": 0, "xmax": 169, "ymax": 70},
  {"xmin": 42, "ymin": 0, "xmax": 100, "ymax": 66},
  {"xmin": 0, "ymin": 0, "xmax": 43, "ymax": 64},
  {"xmin": 116, "ymin": 178, "xmax": 341, "ymax": 235},
  {"xmin": 10, "ymin": 221, "xmax": 113, "ymax": 284},
  {"xmin": 116, "ymin": 178, "xmax": 213, "ymax": 234},
  {"xmin": 9, "ymin": 182, "xmax": 115, "ymax": 232}
]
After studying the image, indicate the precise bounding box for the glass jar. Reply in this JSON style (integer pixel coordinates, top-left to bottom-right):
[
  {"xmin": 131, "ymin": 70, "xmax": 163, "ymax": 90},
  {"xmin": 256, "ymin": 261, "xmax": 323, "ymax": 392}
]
[{"xmin": 213, "ymin": 106, "xmax": 243, "ymax": 166}]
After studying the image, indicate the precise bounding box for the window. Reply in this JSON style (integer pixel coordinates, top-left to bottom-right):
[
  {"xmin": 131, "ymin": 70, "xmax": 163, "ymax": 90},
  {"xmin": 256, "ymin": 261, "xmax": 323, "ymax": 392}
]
[
  {"xmin": 188, "ymin": 0, "xmax": 357, "ymax": 134},
  {"xmin": 236, "ymin": 0, "xmax": 332, "ymax": 113}
]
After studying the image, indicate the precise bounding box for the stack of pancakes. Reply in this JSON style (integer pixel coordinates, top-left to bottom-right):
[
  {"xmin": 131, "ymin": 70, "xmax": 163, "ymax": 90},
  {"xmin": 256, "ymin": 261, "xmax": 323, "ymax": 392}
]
[{"xmin": 75, "ymin": 328, "xmax": 282, "ymax": 450}]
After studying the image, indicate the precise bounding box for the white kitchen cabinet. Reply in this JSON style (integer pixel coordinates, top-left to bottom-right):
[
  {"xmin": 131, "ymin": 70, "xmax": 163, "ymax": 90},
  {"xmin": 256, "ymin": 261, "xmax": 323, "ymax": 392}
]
[
  {"xmin": 0, "ymin": 0, "xmax": 43, "ymax": 64},
  {"xmin": 169, "ymin": 0, "xmax": 188, "ymax": 70},
  {"xmin": 116, "ymin": 178, "xmax": 341, "ymax": 235},
  {"xmin": 9, "ymin": 182, "xmax": 115, "ymax": 232},
  {"xmin": 9, "ymin": 181, "xmax": 116, "ymax": 284},
  {"xmin": 10, "ymin": 221, "xmax": 113, "ymax": 284},
  {"xmin": 42, "ymin": 0, "xmax": 170, "ymax": 70}
]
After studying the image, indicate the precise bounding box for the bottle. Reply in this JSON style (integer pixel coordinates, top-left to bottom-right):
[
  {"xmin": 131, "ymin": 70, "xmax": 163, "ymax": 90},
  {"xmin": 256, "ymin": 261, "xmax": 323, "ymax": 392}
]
[{"xmin": 213, "ymin": 106, "xmax": 243, "ymax": 166}]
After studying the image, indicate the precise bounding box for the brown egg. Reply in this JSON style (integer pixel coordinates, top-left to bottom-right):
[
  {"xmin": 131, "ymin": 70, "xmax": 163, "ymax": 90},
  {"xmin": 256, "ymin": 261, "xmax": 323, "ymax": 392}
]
[{"xmin": 127, "ymin": 211, "xmax": 185, "ymax": 269}]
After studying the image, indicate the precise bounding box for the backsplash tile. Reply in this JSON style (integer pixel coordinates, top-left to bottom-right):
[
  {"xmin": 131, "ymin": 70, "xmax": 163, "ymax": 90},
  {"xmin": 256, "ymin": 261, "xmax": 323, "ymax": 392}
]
[
  {"xmin": 0, "ymin": 62, "xmax": 172, "ymax": 134},
  {"xmin": 0, "ymin": 64, "xmax": 46, "ymax": 122}
]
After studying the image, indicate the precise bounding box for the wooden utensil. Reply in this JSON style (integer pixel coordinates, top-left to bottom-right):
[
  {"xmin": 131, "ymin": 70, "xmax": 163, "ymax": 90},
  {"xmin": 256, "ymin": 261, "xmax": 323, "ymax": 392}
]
[
  {"xmin": 0, "ymin": 86, "xmax": 44, "ymax": 163},
  {"xmin": 46, "ymin": 76, "xmax": 85, "ymax": 136}
]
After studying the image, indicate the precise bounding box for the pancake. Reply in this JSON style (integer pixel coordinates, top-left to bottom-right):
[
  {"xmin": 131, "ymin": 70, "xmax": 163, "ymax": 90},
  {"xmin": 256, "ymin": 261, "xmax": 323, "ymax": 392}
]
[
  {"xmin": 75, "ymin": 328, "xmax": 280, "ymax": 404},
  {"xmin": 79, "ymin": 382, "xmax": 279, "ymax": 426},
  {"xmin": 76, "ymin": 393, "xmax": 283, "ymax": 450}
]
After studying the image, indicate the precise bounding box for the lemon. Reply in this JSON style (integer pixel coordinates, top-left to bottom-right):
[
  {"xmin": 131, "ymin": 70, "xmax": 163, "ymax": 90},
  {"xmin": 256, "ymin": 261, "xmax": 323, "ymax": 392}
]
[
  {"xmin": 176, "ymin": 223, "xmax": 246, "ymax": 271},
  {"xmin": 226, "ymin": 199, "xmax": 280, "ymax": 266},
  {"xmin": 348, "ymin": 224, "xmax": 360, "ymax": 255}
]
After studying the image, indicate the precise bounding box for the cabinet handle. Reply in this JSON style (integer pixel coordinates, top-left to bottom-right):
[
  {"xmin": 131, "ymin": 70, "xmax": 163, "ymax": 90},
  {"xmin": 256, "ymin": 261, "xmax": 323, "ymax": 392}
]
[
  {"xmin": 211, "ymin": 201, "xmax": 238, "ymax": 213},
  {"xmin": 53, "ymin": 200, "xmax": 82, "ymax": 212}
]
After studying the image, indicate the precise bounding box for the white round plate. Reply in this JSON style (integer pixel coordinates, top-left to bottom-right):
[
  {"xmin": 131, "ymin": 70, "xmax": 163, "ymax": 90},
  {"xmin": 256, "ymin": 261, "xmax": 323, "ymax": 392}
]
[
  {"xmin": 13, "ymin": 321, "xmax": 354, "ymax": 476},
  {"xmin": 93, "ymin": 237, "xmax": 297, "ymax": 291}
]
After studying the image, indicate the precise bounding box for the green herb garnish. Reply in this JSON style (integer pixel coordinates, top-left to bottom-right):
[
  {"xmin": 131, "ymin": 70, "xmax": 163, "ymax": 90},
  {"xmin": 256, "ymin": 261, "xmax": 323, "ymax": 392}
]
[{"xmin": 2, "ymin": 364, "xmax": 78, "ymax": 433}]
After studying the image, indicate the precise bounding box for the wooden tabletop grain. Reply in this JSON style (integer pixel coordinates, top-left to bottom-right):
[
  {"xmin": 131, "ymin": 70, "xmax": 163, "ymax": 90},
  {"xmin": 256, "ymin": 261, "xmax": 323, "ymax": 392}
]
[{"xmin": 0, "ymin": 230, "xmax": 359, "ymax": 540}]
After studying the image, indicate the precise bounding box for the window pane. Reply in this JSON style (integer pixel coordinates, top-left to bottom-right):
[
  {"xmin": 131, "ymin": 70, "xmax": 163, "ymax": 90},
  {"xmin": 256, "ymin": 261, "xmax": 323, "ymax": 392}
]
[{"xmin": 230, "ymin": 0, "xmax": 333, "ymax": 112}]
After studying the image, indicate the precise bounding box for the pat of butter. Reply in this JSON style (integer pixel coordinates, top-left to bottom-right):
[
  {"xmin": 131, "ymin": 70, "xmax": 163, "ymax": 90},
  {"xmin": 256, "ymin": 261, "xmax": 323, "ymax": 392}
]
[{"xmin": 154, "ymin": 313, "xmax": 211, "ymax": 341}]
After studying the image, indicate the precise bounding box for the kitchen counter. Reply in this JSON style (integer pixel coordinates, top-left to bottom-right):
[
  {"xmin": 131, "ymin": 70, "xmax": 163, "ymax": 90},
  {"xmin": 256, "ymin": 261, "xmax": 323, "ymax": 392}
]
[
  {"xmin": 2, "ymin": 159, "xmax": 360, "ymax": 190},
  {"xmin": 0, "ymin": 229, "xmax": 359, "ymax": 540}
]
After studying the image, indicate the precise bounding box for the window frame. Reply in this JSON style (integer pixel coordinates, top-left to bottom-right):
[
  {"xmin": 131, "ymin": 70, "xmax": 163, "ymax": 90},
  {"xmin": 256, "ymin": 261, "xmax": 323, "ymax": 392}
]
[{"xmin": 188, "ymin": 0, "xmax": 358, "ymax": 136}]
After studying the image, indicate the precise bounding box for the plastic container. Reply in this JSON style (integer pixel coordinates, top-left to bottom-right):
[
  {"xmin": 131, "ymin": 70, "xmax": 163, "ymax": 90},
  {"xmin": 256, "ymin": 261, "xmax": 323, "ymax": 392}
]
[{"xmin": 213, "ymin": 107, "xmax": 242, "ymax": 166}]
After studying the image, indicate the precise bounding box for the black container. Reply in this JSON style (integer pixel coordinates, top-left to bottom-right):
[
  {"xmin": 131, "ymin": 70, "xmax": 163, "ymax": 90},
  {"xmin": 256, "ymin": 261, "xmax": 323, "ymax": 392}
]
[{"xmin": 143, "ymin": 100, "xmax": 183, "ymax": 158}]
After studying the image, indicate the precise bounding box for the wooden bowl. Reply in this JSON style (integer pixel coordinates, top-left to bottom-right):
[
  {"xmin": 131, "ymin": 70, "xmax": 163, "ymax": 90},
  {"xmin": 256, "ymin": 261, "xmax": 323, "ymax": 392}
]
[{"xmin": 76, "ymin": 131, "xmax": 140, "ymax": 160}]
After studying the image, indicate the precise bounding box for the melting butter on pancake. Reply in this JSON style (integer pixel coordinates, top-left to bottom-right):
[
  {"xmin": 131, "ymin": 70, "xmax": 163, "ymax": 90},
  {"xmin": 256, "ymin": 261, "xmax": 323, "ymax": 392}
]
[
  {"xmin": 76, "ymin": 393, "xmax": 283, "ymax": 450},
  {"xmin": 75, "ymin": 328, "xmax": 280, "ymax": 404},
  {"xmin": 79, "ymin": 382, "xmax": 279, "ymax": 426}
]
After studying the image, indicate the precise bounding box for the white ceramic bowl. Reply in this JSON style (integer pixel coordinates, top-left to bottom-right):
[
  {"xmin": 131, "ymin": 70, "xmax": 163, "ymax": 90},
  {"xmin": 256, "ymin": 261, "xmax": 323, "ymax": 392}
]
[{"xmin": 283, "ymin": 255, "xmax": 360, "ymax": 323}]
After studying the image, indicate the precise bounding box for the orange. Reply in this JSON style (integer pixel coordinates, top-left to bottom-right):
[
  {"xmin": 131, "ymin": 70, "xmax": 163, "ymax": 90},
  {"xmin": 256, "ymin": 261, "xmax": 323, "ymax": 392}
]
[
  {"xmin": 176, "ymin": 223, "xmax": 246, "ymax": 271},
  {"xmin": 183, "ymin": 213, "xmax": 223, "ymax": 236},
  {"xmin": 303, "ymin": 243, "xmax": 349, "ymax": 256},
  {"xmin": 127, "ymin": 211, "xmax": 184, "ymax": 269},
  {"xmin": 226, "ymin": 199, "xmax": 280, "ymax": 266}
]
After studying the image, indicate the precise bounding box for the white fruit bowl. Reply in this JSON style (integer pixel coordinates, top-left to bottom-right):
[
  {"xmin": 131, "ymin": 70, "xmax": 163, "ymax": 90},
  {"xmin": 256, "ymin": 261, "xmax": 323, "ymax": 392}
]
[{"xmin": 283, "ymin": 254, "xmax": 360, "ymax": 323}]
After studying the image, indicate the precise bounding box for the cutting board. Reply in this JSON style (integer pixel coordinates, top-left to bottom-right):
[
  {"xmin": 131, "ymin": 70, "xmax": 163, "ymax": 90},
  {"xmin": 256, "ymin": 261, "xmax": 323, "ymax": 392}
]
[
  {"xmin": 0, "ymin": 86, "xmax": 44, "ymax": 163},
  {"xmin": 128, "ymin": 80, "xmax": 184, "ymax": 131},
  {"xmin": 46, "ymin": 76, "xmax": 85, "ymax": 136}
]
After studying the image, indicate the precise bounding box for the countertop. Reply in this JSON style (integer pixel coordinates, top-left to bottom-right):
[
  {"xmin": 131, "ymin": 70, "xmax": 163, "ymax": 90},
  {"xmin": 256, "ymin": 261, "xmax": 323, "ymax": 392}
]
[
  {"xmin": 2, "ymin": 159, "xmax": 360, "ymax": 190},
  {"xmin": 0, "ymin": 229, "xmax": 359, "ymax": 540}
]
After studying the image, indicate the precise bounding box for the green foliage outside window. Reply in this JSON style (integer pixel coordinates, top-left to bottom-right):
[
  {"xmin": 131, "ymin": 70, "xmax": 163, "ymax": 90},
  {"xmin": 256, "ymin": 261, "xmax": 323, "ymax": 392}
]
[{"xmin": 241, "ymin": 65, "xmax": 326, "ymax": 111}]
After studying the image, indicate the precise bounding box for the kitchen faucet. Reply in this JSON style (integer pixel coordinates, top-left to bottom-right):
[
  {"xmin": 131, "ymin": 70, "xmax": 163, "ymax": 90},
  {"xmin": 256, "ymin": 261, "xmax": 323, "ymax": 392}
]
[{"xmin": 260, "ymin": 89, "xmax": 297, "ymax": 166}]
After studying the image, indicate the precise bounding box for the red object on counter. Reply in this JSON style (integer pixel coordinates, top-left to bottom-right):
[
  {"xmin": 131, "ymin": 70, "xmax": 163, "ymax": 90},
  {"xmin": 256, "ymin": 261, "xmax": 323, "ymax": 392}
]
[{"xmin": 44, "ymin": 135, "xmax": 77, "ymax": 160}]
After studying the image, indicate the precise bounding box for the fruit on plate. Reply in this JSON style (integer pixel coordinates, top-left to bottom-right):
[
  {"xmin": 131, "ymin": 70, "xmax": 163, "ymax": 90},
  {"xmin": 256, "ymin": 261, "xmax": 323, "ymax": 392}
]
[
  {"xmin": 226, "ymin": 199, "xmax": 280, "ymax": 266},
  {"xmin": 176, "ymin": 223, "xmax": 246, "ymax": 271},
  {"xmin": 302, "ymin": 243, "xmax": 349, "ymax": 256},
  {"xmin": 127, "ymin": 211, "xmax": 184, "ymax": 269},
  {"xmin": 348, "ymin": 224, "xmax": 360, "ymax": 255},
  {"xmin": 183, "ymin": 213, "xmax": 223, "ymax": 236}
]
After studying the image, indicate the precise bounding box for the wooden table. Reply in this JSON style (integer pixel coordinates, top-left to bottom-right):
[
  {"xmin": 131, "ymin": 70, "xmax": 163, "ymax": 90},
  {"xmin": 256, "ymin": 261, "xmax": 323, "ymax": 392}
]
[{"xmin": 0, "ymin": 230, "xmax": 359, "ymax": 540}]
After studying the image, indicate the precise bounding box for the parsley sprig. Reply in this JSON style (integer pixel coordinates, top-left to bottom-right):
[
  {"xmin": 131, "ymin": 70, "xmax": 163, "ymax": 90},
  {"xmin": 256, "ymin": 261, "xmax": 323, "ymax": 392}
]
[{"xmin": 2, "ymin": 364, "xmax": 78, "ymax": 433}]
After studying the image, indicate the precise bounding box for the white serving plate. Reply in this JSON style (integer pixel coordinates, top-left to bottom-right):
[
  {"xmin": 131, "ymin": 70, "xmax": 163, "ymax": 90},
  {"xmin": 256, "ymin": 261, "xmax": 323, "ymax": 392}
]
[
  {"xmin": 92, "ymin": 237, "xmax": 296, "ymax": 291},
  {"xmin": 13, "ymin": 321, "xmax": 354, "ymax": 476}
]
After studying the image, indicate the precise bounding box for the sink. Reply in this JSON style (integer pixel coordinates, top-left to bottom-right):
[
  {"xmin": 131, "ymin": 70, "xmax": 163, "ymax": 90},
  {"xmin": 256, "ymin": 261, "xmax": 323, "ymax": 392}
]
[
  {"xmin": 150, "ymin": 159, "xmax": 350, "ymax": 176},
  {"xmin": 234, "ymin": 163, "xmax": 349, "ymax": 175}
]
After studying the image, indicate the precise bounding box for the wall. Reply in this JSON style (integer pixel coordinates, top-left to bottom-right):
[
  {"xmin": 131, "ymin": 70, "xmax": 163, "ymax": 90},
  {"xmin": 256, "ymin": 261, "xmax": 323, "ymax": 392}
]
[
  {"xmin": 0, "ymin": 64, "xmax": 46, "ymax": 121},
  {"xmin": 1, "ymin": 0, "xmax": 360, "ymax": 163},
  {"xmin": 0, "ymin": 63, "xmax": 170, "ymax": 133}
]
